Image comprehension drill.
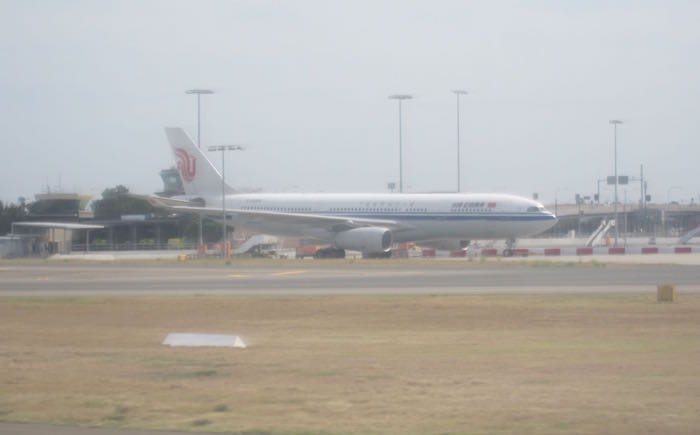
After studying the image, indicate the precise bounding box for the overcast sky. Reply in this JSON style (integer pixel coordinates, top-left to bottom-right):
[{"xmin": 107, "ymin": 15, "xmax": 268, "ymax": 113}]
[{"xmin": 1, "ymin": 0, "xmax": 699, "ymax": 206}]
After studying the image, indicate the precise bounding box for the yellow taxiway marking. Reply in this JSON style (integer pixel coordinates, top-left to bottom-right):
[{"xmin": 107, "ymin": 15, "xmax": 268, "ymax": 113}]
[
  {"xmin": 35, "ymin": 276, "xmax": 49, "ymax": 281},
  {"xmin": 271, "ymin": 270, "xmax": 307, "ymax": 277},
  {"xmin": 0, "ymin": 267, "xmax": 13, "ymax": 271},
  {"xmin": 228, "ymin": 274, "xmax": 249, "ymax": 278}
]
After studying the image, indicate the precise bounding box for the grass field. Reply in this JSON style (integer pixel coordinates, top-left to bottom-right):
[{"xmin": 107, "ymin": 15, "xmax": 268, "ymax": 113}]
[{"xmin": 1, "ymin": 294, "xmax": 700, "ymax": 434}]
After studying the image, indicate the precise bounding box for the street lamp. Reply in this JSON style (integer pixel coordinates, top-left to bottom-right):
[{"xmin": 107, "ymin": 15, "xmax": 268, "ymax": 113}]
[
  {"xmin": 186, "ymin": 89, "xmax": 214, "ymax": 250},
  {"xmin": 665, "ymin": 186, "xmax": 681, "ymax": 237},
  {"xmin": 388, "ymin": 94, "xmax": 413, "ymax": 193},
  {"xmin": 208, "ymin": 145, "xmax": 244, "ymax": 258},
  {"xmin": 554, "ymin": 187, "xmax": 568, "ymax": 217},
  {"xmin": 186, "ymin": 89, "xmax": 214, "ymax": 148},
  {"xmin": 452, "ymin": 90, "xmax": 468, "ymax": 192},
  {"xmin": 609, "ymin": 119, "xmax": 623, "ymax": 246}
]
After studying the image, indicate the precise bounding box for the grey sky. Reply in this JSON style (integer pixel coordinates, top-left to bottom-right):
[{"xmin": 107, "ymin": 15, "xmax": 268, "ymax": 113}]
[{"xmin": 1, "ymin": 0, "xmax": 699, "ymax": 206}]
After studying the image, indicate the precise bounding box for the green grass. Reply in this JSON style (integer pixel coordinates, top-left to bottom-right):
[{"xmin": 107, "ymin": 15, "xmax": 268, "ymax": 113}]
[
  {"xmin": 154, "ymin": 369, "xmax": 220, "ymax": 381},
  {"xmin": 2, "ymin": 294, "xmax": 699, "ymax": 434}
]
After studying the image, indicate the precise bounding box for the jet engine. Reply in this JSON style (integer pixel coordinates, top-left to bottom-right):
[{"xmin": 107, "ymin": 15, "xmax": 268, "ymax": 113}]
[{"xmin": 334, "ymin": 227, "xmax": 392, "ymax": 253}]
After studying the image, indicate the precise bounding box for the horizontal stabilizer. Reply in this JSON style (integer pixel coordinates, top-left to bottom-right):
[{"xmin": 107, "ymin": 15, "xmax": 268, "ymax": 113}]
[{"xmin": 127, "ymin": 194, "xmax": 204, "ymax": 208}]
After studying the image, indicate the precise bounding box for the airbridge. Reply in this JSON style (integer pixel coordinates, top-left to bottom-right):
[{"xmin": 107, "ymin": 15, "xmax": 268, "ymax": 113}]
[{"xmin": 542, "ymin": 202, "xmax": 700, "ymax": 241}]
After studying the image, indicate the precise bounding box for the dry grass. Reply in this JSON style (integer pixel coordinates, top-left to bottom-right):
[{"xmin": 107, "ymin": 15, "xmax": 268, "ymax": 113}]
[{"xmin": 1, "ymin": 294, "xmax": 700, "ymax": 434}]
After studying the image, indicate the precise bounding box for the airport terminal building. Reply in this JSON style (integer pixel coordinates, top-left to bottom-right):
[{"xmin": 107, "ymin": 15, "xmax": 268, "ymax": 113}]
[{"xmin": 1, "ymin": 170, "xmax": 192, "ymax": 258}]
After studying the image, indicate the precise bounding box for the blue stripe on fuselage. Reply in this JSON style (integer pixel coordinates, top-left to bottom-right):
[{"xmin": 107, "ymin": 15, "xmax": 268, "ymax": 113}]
[{"xmin": 315, "ymin": 212, "xmax": 556, "ymax": 221}]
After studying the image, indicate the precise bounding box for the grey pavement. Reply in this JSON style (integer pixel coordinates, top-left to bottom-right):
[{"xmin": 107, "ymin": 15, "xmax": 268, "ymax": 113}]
[{"xmin": 1, "ymin": 260, "xmax": 699, "ymax": 296}]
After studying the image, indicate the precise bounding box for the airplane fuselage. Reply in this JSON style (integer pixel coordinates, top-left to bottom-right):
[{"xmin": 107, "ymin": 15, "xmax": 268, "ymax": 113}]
[{"xmin": 198, "ymin": 192, "xmax": 557, "ymax": 244}]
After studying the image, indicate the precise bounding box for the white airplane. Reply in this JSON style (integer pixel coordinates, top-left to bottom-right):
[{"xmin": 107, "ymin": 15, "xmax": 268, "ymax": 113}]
[{"xmin": 148, "ymin": 127, "xmax": 557, "ymax": 258}]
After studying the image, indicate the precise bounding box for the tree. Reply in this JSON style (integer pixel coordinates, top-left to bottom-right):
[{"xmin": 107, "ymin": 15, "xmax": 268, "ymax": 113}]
[
  {"xmin": 92, "ymin": 185, "xmax": 166, "ymax": 219},
  {"xmin": 0, "ymin": 201, "xmax": 27, "ymax": 236}
]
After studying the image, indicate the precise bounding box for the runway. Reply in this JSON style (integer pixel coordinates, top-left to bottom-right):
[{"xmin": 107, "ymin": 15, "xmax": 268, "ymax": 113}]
[{"xmin": 1, "ymin": 260, "xmax": 699, "ymax": 295}]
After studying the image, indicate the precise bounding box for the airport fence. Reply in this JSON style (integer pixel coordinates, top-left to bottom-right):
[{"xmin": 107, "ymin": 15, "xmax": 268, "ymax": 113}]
[{"xmin": 71, "ymin": 242, "xmax": 198, "ymax": 252}]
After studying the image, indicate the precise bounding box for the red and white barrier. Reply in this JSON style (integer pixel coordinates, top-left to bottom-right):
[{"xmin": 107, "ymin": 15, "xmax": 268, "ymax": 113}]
[
  {"xmin": 481, "ymin": 248, "xmax": 498, "ymax": 257},
  {"xmin": 461, "ymin": 245, "xmax": 698, "ymax": 258}
]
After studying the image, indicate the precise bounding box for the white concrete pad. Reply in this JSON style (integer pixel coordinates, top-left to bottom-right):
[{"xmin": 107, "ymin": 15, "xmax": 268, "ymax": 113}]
[{"xmin": 162, "ymin": 333, "xmax": 246, "ymax": 348}]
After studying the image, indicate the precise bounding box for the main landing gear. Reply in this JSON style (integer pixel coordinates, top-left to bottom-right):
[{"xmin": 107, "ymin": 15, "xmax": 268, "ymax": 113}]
[
  {"xmin": 503, "ymin": 238, "xmax": 516, "ymax": 257},
  {"xmin": 314, "ymin": 247, "xmax": 346, "ymax": 259},
  {"xmin": 362, "ymin": 251, "xmax": 392, "ymax": 259}
]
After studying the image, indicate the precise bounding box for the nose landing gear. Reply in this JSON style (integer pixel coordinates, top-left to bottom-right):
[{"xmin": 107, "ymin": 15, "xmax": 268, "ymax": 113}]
[{"xmin": 503, "ymin": 238, "xmax": 516, "ymax": 257}]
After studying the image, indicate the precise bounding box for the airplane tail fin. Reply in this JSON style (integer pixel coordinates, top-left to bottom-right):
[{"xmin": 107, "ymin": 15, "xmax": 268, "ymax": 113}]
[{"xmin": 164, "ymin": 127, "xmax": 235, "ymax": 197}]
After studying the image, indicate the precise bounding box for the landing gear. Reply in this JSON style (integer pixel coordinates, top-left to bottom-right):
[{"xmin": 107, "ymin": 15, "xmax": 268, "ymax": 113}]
[
  {"xmin": 314, "ymin": 247, "xmax": 346, "ymax": 259},
  {"xmin": 503, "ymin": 238, "xmax": 516, "ymax": 257},
  {"xmin": 362, "ymin": 250, "xmax": 393, "ymax": 259}
]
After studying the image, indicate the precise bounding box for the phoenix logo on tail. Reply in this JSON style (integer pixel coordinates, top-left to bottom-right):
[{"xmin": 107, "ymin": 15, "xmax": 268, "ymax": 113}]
[{"xmin": 175, "ymin": 148, "xmax": 197, "ymax": 182}]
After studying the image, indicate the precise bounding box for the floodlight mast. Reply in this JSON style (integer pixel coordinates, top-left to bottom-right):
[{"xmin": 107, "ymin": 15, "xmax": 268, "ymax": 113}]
[
  {"xmin": 208, "ymin": 145, "xmax": 245, "ymax": 258},
  {"xmin": 186, "ymin": 89, "xmax": 214, "ymax": 250},
  {"xmin": 665, "ymin": 186, "xmax": 681, "ymax": 236},
  {"xmin": 610, "ymin": 119, "xmax": 623, "ymax": 246},
  {"xmin": 452, "ymin": 90, "xmax": 468, "ymax": 192},
  {"xmin": 388, "ymin": 94, "xmax": 413, "ymax": 193},
  {"xmin": 186, "ymin": 89, "xmax": 214, "ymax": 149}
]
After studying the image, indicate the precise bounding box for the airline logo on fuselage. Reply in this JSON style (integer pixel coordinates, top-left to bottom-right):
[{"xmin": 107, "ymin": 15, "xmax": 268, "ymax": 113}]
[
  {"xmin": 175, "ymin": 148, "xmax": 197, "ymax": 182},
  {"xmin": 451, "ymin": 201, "xmax": 497, "ymax": 208}
]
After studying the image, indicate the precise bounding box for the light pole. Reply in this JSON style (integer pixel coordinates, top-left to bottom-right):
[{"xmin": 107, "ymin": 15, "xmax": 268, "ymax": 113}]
[
  {"xmin": 208, "ymin": 145, "xmax": 244, "ymax": 258},
  {"xmin": 452, "ymin": 90, "xmax": 468, "ymax": 192},
  {"xmin": 610, "ymin": 119, "xmax": 623, "ymax": 246},
  {"xmin": 623, "ymin": 190, "xmax": 628, "ymax": 246},
  {"xmin": 576, "ymin": 194, "xmax": 583, "ymax": 236},
  {"xmin": 186, "ymin": 89, "xmax": 214, "ymax": 148},
  {"xmin": 665, "ymin": 186, "xmax": 681, "ymax": 237},
  {"xmin": 554, "ymin": 188, "xmax": 568, "ymax": 218},
  {"xmin": 388, "ymin": 94, "xmax": 413, "ymax": 193},
  {"xmin": 186, "ymin": 89, "xmax": 214, "ymax": 250}
]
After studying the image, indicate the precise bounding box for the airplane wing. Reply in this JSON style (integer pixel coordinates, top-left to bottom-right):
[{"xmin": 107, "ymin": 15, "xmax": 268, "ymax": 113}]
[
  {"xmin": 145, "ymin": 195, "xmax": 405, "ymax": 233},
  {"xmin": 128, "ymin": 194, "xmax": 204, "ymax": 207}
]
